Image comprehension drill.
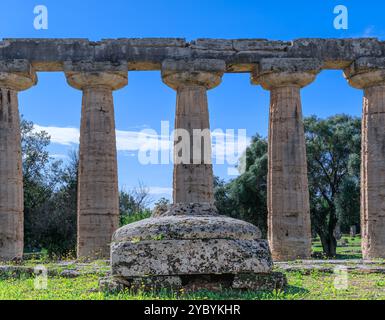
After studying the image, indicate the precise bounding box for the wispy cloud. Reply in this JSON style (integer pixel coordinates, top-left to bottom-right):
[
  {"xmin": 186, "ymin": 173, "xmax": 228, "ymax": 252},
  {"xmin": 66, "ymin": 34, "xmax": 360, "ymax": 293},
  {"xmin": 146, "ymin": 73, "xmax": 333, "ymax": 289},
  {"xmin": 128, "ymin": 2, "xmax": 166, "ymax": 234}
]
[
  {"xmin": 34, "ymin": 125, "xmax": 79, "ymax": 146},
  {"xmin": 148, "ymin": 187, "xmax": 173, "ymax": 195},
  {"xmin": 354, "ymin": 25, "xmax": 385, "ymax": 39},
  {"xmin": 33, "ymin": 124, "xmax": 251, "ymax": 166}
]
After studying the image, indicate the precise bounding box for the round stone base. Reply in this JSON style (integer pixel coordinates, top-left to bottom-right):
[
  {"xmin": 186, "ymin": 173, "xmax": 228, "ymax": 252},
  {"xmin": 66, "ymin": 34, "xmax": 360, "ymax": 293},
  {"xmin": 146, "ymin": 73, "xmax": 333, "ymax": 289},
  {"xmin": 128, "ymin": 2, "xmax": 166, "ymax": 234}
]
[
  {"xmin": 108, "ymin": 214, "xmax": 285, "ymax": 293},
  {"xmin": 111, "ymin": 215, "xmax": 272, "ymax": 277},
  {"xmin": 99, "ymin": 272, "xmax": 287, "ymax": 293}
]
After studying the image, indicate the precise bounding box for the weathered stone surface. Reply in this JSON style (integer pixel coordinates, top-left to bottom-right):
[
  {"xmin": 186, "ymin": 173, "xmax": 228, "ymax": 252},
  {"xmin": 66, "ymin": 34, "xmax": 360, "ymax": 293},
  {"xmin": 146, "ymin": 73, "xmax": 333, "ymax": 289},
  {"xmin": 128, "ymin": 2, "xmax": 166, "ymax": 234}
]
[
  {"xmin": 344, "ymin": 57, "xmax": 385, "ymax": 89},
  {"xmin": 252, "ymin": 58, "xmax": 321, "ymax": 89},
  {"xmin": 112, "ymin": 215, "xmax": 262, "ymax": 242},
  {"xmin": 64, "ymin": 61, "xmax": 128, "ymax": 90},
  {"xmin": 0, "ymin": 59, "xmax": 37, "ymax": 91},
  {"xmin": 2, "ymin": 38, "xmax": 384, "ymax": 72},
  {"xmin": 162, "ymin": 61, "xmax": 224, "ymax": 206},
  {"xmin": 100, "ymin": 272, "xmax": 287, "ymax": 293},
  {"xmin": 232, "ymin": 272, "xmax": 287, "ymax": 291},
  {"xmin": 344, "ymin": 62, "xmax": 385, "ymax": 259},
  {"xmin": 112, "ymin": 238, "xmax": 272, "ymax": 277},
  {"xmin": 252, "ymin": 68, "xmax": 313, "ymax": 261},
  {"xmin": 0, "ymin": 63, "xmax": 36, "ymax": 261},
  {"xmin": 162, "ymin": 59, "xmax": 225, "ymax": 90},
  {"xmin": 232, "ymin": 39, "xmax": 290, "ymax": 52},
  {"xmin": 66, "ymin": 68, "xmax": 127, "ymax": 259},
  {"xmin": 153, "ymin": 203, "xmax": 218, "ymax": 217}
]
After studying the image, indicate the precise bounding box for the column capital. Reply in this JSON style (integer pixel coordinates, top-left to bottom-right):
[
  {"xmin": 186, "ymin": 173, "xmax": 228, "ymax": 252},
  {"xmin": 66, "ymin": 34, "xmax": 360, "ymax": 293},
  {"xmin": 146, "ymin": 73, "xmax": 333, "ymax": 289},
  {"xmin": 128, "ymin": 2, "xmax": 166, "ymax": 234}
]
[
  {"xmin": 64, "ymin": 61, "xmax": 128, "ymax": 91},
  {"xmin": 344, "ymin": 57, "xmax": 385, "ymax": 89},
  {"xmin": 161, "ymin": 59, "xmax": 225, "ymax": 90},
  {"xmin": 0, "ymin": 59, "xmax": 37, "ymax": 91},
  {"xmin": 251, "ymin": 58, "xmax": 321, "ymax": 90}
]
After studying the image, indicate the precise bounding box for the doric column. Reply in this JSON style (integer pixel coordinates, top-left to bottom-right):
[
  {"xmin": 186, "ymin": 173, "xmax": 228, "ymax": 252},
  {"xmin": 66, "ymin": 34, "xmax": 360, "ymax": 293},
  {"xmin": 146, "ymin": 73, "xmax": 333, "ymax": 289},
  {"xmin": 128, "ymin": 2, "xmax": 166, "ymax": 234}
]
[
  {"xmin": 252, "ymin": 58, "xmax": 321, "ymax": 261},
  {"xmin": 159, "ymin": 59, "xmax": 225, "ymax": 216},
  {"xmin": 0, "ymin": 60, "xmax": 37, "ymax": 261},
  {"xmin": 344, "ymin": 57, "xmax": 385, "ymax": 259},
  {"xmin": 65, "ymin": 61, "xmax": 128, "ymax": 259}
]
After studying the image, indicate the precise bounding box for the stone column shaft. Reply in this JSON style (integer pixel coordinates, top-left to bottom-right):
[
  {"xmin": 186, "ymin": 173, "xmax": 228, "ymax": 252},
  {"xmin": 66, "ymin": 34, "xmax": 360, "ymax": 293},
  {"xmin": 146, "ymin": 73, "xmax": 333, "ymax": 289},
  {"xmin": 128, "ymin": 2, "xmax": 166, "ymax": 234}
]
[
  {"xmin": 0, "ymin": 60, "xmax": 36, "ymax": 261},
  {"xmin": 361, "ymin": 84, "xmax": 385, "ymax": 258},
  {"xmin": 174, "ymin": 85, "xmax": 214, "ymax": 204},
  {"xmin": 0, "ymin": 88, "xmax": 23, "ymax": 261},
  {"xmin": 65, "ymin": 62, "xmax": 127, "ymax": 258},
  {"xmin": 267, "ymin": 85, "xmax": 311, "ymax": 260},
  {"xmin": 77, "ymin": 85, "xmax": 119, "ymax": 258},
  {"xmin": 253, "ymin": 59, "xmax": 320, "ymax": 261},
  {"xmin": 160, "ymin": 59, "xmax": 225, "ymax": 216},
  {"xmin": 345, "ymin": 58, "xmax": 385, "ymax": 259}
]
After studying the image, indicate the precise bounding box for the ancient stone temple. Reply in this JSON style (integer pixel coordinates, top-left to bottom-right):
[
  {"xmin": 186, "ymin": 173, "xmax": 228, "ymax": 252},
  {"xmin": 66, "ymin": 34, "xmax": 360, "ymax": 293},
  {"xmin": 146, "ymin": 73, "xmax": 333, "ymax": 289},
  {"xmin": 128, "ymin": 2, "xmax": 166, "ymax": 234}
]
[
  {"xmin": 1, "ymin": 38, "xmax": 385, "ymax": 267},
  {"xmin": 104, "ymin": 59, "xmax": 286, "ymax": 291}
]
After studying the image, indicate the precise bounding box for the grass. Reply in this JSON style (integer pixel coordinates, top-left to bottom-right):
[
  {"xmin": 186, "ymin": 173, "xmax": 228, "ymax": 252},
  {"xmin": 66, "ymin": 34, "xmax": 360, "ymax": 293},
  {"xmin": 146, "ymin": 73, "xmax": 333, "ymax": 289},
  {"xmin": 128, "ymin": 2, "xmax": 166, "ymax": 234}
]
[
  {"xmin": 312, "ymin": 235, "xmax": 363, "ymax": 259},
  {"xmin": 1, "ymin": 235, "xmax": 382, "ymax": 300},
  {"xmin": 1, "ymin": 271, "xmax": 385, "ymax": 300}
]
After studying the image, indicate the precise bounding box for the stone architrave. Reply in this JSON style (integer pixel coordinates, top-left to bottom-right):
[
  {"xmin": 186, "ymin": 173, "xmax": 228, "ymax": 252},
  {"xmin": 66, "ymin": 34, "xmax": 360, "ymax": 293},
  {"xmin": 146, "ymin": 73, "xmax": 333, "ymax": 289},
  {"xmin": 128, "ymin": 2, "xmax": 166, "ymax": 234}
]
[
  {"xmin": 252, "ymin": 58, "xmax": 321, "ymax": 261},
  {"xmin": 0, "ymin": 60, "xmax": 37, "ymax": 261},
  {"xmin": 102, "ymin": 59, "xmax": 286, "ymax": 292},
  {"xmin": 65, "ymin": 61, "xmax": 128, "ymax": 259},
  {"xmin": 345, "ymin": 57, "xmax": 385, "ymax": 259}
]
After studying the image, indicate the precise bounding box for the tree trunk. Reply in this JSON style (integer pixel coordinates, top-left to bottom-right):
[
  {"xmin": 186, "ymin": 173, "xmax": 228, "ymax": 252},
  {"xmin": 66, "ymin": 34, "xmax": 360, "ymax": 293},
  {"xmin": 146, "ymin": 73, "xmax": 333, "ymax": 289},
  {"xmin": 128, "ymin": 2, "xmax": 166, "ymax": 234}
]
[{"xmin": 319, "ymin": 231, "xmax": 337, "ymax": 258}]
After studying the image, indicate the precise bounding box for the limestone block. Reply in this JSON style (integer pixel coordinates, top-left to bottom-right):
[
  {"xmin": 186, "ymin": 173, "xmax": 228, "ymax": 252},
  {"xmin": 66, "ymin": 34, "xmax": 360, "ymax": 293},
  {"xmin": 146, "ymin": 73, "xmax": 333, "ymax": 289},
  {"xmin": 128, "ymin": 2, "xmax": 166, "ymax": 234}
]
[
  {"xmin": 161, "ymin": 59, "xmax": 225, "ymax": 90},
  {"xmin": 232, "ymin": 272, "xmax": 287, "ymax": 291},
  {"xmin": 112, "ymin": 238, "xmax": 272, "ymax": 277},
  {"xmin": 112, "ymin": 215, "xmax": 262, "ymax": 242},
  {"xmin": 0, "ymin": 60, "xmax": 37, "ymax": 91},
  {"xmin": 252, "ymin": 58, "xmax": 321, "ymax": 89},
  {"xmin": 153, "ymin": 203, "xmax": 218, "ymax": 217}
]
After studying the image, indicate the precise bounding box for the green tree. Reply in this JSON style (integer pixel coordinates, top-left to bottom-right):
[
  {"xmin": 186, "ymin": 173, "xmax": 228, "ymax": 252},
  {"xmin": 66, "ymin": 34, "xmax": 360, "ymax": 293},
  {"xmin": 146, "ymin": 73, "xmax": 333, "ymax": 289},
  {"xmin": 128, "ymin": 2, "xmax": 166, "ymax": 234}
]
[
  {"xmin": 215, "ymin": 115, "xmax": 361, "ymax": 257},
  {"xmin": 214, "ymin": 135, "xmax": 269, "ymax": 237},
  {"xmin": 119, "ymin": 183, "xmax": 152, "ymax": 226},
  {"xmin": 35, "ymin": 151, "xmax": 78, "ymax": 257},
  {"xmin": 22, "ymin": 117, "xmax": 78, "ymax": 257},
  {"xmin": 305, "ymin": 114, "xmax": 361, "ymax": 257}
]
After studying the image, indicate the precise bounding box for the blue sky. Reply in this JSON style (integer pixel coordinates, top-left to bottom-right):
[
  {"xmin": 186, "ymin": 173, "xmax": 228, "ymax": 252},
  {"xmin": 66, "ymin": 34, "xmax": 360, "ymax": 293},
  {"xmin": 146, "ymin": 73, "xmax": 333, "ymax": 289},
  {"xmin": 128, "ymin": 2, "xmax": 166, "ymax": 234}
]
[{"xmin": 1, "ymin": 1, "xmax": 383, "ymax": 204}]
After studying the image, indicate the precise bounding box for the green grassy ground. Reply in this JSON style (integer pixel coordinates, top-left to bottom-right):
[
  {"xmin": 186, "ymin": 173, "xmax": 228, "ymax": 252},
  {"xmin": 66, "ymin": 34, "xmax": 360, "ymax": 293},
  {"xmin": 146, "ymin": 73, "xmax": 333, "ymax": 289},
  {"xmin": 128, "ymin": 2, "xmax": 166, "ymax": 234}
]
[
  {"xmin": 312, "ymin": 235, "xmax": 362, "ymax": 259},
  {"xmin": 1, "ymin": 271, "xmax": 385, "ymax": 300},
  {"xmin": 2, "ymin": 236, "xmax": 382, "ymax": 300}
]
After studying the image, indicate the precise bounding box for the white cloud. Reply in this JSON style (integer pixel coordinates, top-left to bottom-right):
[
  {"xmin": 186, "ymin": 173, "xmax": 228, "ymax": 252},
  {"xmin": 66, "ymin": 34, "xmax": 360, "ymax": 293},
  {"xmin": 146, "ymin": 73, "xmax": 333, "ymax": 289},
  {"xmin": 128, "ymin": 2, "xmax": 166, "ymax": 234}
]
[
  {"xmin": 34, "ymin": 125, "xmax": 79, "ymax": 145},
  {"xmin": 148, "ymin": 187, "xmax": 173, "ymax": 195},
  {"xmin": 33, "ymin": 124, "xmax": 251, "ymax": 165}
]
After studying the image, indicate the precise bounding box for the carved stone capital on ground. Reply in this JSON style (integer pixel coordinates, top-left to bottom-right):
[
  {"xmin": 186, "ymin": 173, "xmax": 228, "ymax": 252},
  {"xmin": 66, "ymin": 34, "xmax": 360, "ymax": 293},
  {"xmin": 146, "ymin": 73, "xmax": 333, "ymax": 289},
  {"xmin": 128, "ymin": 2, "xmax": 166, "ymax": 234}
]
[
  {"xmin": 344, "ymin": 57, "xmax": 385, "ymax": 89},
  {"xmin": 64, "ymin": 61, "xmax": 128, "ymax": 90},
  {"xmin": 0, "ymin": 59, "xmax": 37, "ymax": 91},
  {"xmin": 251, "ymin": 58, "xmax": 321, "ymax": 90},
  {"xmin": 161, "ymin": 59, "xmax": 225, "ymax": 90}
]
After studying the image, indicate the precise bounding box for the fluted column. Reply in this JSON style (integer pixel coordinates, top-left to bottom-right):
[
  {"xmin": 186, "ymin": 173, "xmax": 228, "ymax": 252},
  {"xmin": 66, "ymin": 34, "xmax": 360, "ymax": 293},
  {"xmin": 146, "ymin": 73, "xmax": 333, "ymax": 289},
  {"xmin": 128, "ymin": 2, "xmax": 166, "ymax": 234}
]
[
  {"xmin": 252, "ymin": 59, "xmax": 320, "ymax": 261},
  {"xmin": 345, "ymin": 58, "xmax": 385, "ymax": 259},
  {"xmin": 0, "ymin": 60, "xmax": 37, "ymax": 261},
  {"xmin": 65, "ymin": 62, "xmax": 127, "ymax": 259},
  {"xmin": 160, "ymin": 59, "xmax": 225, "ymax": 216}
]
